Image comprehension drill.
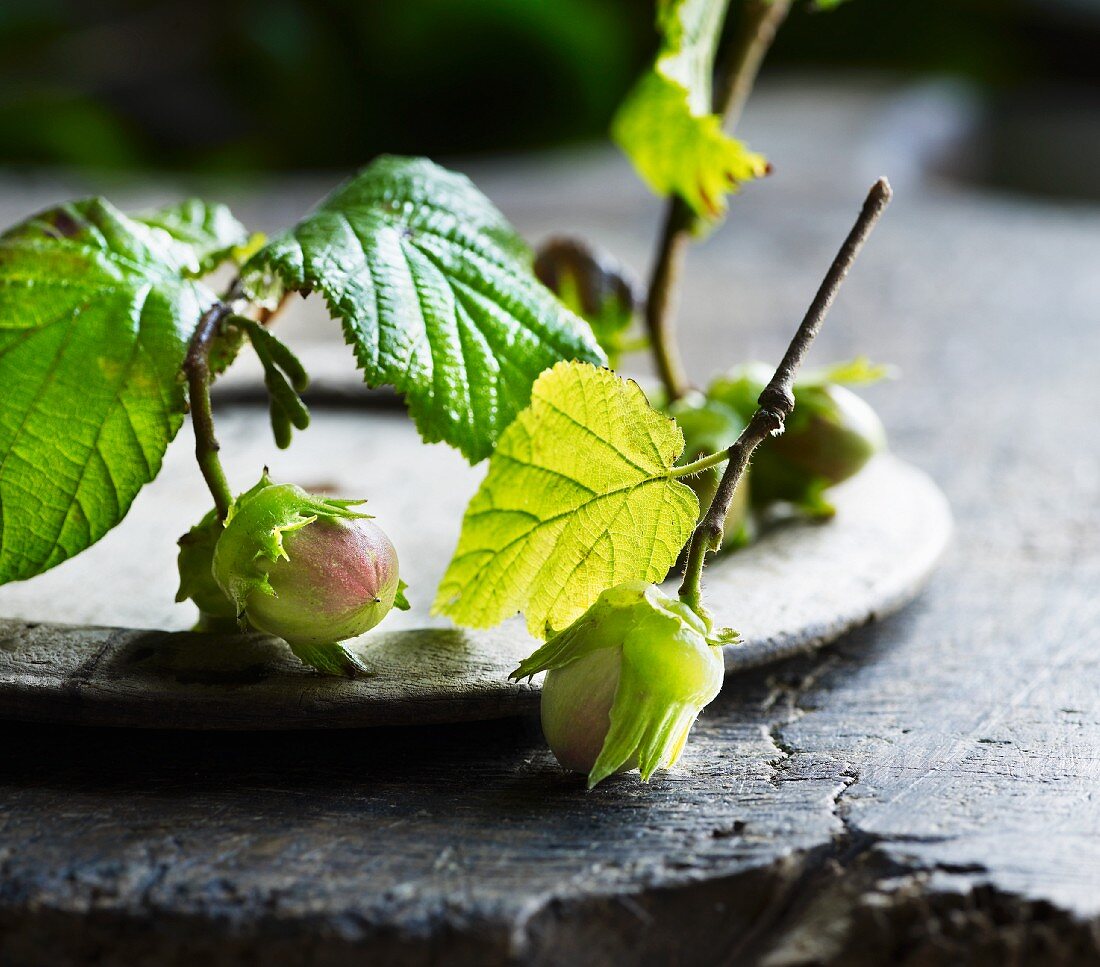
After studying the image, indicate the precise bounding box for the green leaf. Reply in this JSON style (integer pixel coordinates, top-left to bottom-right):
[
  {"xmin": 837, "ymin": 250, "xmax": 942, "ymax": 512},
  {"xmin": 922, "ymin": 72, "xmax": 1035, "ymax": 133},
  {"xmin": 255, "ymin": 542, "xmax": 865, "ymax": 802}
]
[
  {"xmin": 612, "ymin": 0, "xmax": 767, "ymax": 222},
  {"xmin": 394, "ymin": 579, "xmax": 411, "ymax": 612},
  {"xmin": 433, "ymin": 361, "xmax": 699, "ymax": 639},
  {"xmin": 801, "ymin": 356, "xmax": 896, "ymax": 388},
  {"xmin": 132, "ymin": 199, "xmax": 249, "ymax": 277},
  {"xmin": 0, "ymin": 198, "xmax": 215, "ymax": 584},
  {"xmin": 244, "ymin": 155, "xmax": 606, "ymax": 463}
]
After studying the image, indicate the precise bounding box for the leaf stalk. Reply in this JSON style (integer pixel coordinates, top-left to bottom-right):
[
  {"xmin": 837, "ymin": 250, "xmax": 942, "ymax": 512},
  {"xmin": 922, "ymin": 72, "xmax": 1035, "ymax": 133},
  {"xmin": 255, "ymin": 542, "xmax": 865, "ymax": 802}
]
[{"xmin": 671, "ymin": 448, "xmax": 732, "ymax": 479}]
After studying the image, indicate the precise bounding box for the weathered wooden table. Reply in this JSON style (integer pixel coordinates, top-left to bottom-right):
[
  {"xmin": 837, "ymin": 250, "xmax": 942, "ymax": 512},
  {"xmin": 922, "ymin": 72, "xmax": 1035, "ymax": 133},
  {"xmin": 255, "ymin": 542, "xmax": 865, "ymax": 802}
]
[{"xmin": 1, "ymin": 83, "xmax": 1098, "ymax": 964}]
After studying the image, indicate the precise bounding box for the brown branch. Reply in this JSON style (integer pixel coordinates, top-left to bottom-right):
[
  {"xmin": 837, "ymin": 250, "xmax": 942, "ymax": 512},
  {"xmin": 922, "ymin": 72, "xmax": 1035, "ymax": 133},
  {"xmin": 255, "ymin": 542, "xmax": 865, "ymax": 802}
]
[
  {"xmin": 181, "ymin": 273, "xmax": 295, "ymax": 518},
  {"xmin": 678, "ymin": 178, "xmax": 894, "ymax": 616},
  {"xmin": 183, "ymin": 301, "xmax": 236, "ymax": 520},
  {"xmin": 713, "ymin": 0, "xmax": 792, "ymax": 128},
  {"xmin": 644, "ymin": 200, "xmax": 695, "ymax": 399},
  {"xmin": 254, "ymin": 288, "xmax": 294, "ymax": 328}
]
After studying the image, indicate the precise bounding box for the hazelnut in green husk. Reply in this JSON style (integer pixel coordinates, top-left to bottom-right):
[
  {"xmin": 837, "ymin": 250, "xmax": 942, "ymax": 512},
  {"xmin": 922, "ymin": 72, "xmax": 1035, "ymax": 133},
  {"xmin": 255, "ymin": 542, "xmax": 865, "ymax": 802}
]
[
  {"xmin": 708, "ymin": 358, "xmax": 889, "ymax": 518},
  {"xmin": 512, "ymin": 582, "xmax": 734, "ymax": 788},
  {"xmin": 534, "ymin": 236, "xmax": 642, "ymax": 369},
  {"xmin": 176, "ymin": 507, "xmax": 237, "ymax": 632},
  {"xmin": 175, "ymin": 474, "xmax": 273, "ymax": 632},
  {"xmin": 211, "ymin": 476, "xmax": 409, "ymax": 676}
]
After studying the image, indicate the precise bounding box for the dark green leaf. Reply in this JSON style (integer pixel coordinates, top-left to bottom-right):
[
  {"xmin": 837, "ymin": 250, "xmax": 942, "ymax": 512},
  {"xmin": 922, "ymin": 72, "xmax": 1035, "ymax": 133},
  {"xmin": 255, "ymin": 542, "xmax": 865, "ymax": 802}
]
[
  {"xmin": 244, "ymin": 155, "xmax": 606, "ymax": 463},
  {"xmin": 132, "ymin": 199, "xmax": 250, "ymax": 277},
  {"xmin": 0, "ymin": 198, "xmax": 215, "ymax": 584}
]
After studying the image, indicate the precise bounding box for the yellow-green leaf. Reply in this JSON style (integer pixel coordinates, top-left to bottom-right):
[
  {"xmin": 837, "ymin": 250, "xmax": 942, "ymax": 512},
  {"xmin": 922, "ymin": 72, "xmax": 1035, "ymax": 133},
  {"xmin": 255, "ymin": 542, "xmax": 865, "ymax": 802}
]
[
  {"xmin": 804, "ymin": 356, "xmax": 896, "ymax": 388},
  {"xmin": 612, "ymin": 0, "xmax": 767, "ymax": 221},
  {"xmin": 433, "ymin": 361, "xmax": 699, "ymax": 638}
]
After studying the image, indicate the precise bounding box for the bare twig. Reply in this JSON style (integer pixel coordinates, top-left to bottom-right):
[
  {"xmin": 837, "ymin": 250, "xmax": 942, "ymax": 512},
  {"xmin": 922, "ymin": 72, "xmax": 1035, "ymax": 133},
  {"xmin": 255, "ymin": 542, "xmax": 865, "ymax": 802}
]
[
  {"xmin": 678, "ymin": 178, "xmax": 894, "ymax": 616},
  {"xmin": 643, "ymin": 0, "xmax": 793, "ymax": 403}
]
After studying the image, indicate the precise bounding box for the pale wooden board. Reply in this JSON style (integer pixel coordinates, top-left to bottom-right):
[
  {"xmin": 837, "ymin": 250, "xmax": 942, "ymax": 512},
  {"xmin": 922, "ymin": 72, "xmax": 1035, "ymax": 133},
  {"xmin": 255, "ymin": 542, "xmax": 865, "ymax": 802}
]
[{"xmin": 0, "ymin": 399, "xmax": 950, "ymax": 728}]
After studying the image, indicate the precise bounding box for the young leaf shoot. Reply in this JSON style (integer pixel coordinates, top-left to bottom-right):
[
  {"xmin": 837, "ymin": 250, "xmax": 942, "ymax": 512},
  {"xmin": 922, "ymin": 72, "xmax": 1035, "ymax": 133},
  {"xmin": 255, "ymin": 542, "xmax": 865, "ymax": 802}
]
[{"xmin": 613, "ymin": 0, "xmax": 767, "ymax": 221}]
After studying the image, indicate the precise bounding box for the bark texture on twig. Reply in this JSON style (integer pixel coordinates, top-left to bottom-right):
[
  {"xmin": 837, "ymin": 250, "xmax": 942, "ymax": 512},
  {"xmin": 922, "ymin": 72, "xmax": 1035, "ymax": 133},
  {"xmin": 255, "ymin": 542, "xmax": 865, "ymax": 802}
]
[{"xmin": 679, "ymin": 178, "xmax": 893, "ymax": 614}]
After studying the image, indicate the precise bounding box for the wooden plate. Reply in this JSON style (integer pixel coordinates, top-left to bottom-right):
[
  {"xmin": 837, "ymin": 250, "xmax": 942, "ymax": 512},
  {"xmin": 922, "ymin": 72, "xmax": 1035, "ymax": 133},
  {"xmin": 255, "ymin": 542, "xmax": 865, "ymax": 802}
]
[{"xmin": 0, "ymin": 408, "xmax": 950, "ymax": 729}]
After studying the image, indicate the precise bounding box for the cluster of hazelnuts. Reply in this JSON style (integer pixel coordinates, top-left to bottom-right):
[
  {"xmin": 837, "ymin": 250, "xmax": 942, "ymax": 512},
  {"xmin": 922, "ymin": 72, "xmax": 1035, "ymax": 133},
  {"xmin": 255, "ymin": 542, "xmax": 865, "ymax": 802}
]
[{"xmin": 175, "ymin": 364, "xmax": 883, "ymax": 783}]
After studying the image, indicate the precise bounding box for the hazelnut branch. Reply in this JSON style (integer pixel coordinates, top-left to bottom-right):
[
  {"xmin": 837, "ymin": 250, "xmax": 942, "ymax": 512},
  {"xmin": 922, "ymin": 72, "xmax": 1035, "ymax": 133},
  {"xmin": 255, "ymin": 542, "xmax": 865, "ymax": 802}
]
[
  {"xmin": 713, "ymin": 0, "xmax": 792, "ymax": 131},
  {"xmin": 643, "ymin": 0, "xmax": 793, "ymax": 403},
  {"xmin": 183, "ymin": 300, "xmax": 236, "ymax": 520},
  {"xmin": 182, "ymin": 275, "xmax": 295, "ymax": 518},
  {"xmin": 643, "ymin": 202, "xmax": 694, "ymax": 401},
  {"xmin": 678, "ymin": 178, "xmax": 894, "ymax": 617}
]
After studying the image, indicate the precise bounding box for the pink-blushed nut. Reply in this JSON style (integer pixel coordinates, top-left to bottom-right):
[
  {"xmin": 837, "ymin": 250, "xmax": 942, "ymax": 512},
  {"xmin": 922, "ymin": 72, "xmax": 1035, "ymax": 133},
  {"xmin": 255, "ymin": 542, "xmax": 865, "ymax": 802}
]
[
  {"xmin": 211, "ymin": 477, "xmax": 409, "ymax": 675},
  {"xmin": 250, "ymin": 515, "xmax": 401, "ymax": 647}
]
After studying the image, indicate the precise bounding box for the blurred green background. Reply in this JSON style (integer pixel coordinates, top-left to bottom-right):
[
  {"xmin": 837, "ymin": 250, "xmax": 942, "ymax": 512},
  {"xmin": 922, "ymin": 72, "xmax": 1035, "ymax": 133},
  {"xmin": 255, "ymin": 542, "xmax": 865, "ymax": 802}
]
[{"xmin": 0, "ymin": 0, "xmax": 1098, "ymax": 173}]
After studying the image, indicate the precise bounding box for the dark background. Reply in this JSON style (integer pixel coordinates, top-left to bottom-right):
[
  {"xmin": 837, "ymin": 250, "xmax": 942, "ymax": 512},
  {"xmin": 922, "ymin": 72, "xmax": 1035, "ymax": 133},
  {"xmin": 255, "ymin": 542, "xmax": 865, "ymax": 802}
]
[{"xmin": 2, "ymin": 0, "xmax": 1099, "ymax": 182}]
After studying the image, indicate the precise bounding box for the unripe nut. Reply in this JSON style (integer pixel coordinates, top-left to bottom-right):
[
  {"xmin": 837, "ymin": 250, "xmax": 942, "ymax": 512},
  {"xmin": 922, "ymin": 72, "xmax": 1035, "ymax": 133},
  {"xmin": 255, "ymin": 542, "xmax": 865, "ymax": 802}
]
[
  {"xmin": 542, "ymin": 647, "xmax": 635, "ymax": 776},
  {"xmin": 516, "ymin": 581, "xmax": 727, "ymax": 787},
  {"xmin": 771, "ymin": 384, "xmax": 885, "ymax": 484},
  {"xmin": 250, "ymin": 516, "xmax": 399, "ymax": 646},
  {"xmin": 708, "ymin": 362, "xmax": 888, "ymax": 515},
  {"xmin": 212, "ymin": 481, "xmax": 402, "ymax": 647},
  {"xmin": 176, "ymin": 508, "xmax": 236, "ymax": 620}
]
